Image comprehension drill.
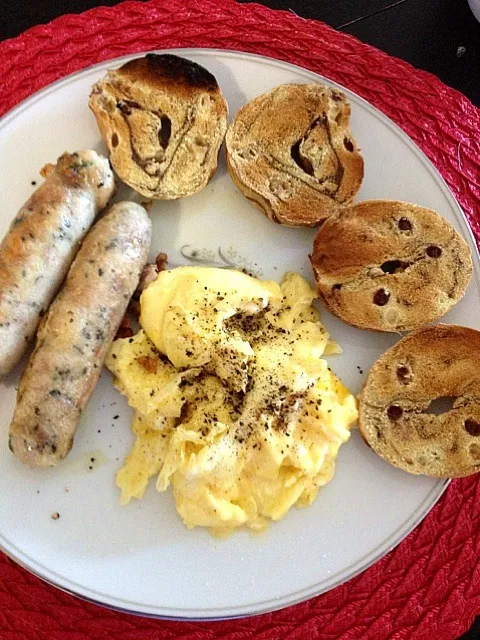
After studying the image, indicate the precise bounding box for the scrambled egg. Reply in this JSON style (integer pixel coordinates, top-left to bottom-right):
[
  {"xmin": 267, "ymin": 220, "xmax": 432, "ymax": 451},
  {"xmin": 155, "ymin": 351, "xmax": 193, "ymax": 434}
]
[{"xmin": 106, "ymin": 267, "xmax": 357, "ymax": 536}]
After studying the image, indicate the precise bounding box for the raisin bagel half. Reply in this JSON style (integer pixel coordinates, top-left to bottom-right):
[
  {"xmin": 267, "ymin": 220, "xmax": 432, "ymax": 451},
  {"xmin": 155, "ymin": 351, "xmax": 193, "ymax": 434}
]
[
  {"xmin": 225, "ymin": 83, "xmax": 364, "ymax": 227},
  {"xmin": 359, "ymin": 324, "xmax": 480, "ymax": 478},
  {"xmin": 310, "ymin": 200, "xmax": 472, "ymax": 332},
  {"xmin": 89, "ymin": 54, "xmax": 228, "ymax": 200}
]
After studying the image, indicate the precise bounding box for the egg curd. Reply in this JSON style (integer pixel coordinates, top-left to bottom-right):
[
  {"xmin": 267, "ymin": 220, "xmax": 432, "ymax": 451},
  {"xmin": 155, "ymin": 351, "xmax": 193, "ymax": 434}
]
[{"xmin": 106, "ymin": 266, "xmax": 357, "ymax": 536}]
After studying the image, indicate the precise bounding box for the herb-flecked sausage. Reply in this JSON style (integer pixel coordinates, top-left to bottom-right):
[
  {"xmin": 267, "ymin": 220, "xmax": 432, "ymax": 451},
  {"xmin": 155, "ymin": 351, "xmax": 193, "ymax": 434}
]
[
  {"xmin": 8, "ymin": 201, "xmax": 152, "ymax": 467},
  {"xmin": 0, "ymin": 150, "xmax": 115, "ymax": 378}
]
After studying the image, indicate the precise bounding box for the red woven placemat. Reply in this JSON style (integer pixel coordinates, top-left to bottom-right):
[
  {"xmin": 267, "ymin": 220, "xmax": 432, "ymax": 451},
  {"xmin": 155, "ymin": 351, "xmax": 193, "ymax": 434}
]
[{"xmin": 1, "ymin": 1, "xmax": 480, "ymax": 638}]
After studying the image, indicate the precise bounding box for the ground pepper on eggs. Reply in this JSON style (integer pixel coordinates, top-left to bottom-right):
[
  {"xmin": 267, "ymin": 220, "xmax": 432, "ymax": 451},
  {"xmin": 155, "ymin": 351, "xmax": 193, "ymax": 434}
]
[{"xmin": 106, "ymin": 267, "xmax": 358, "ymax": 535}]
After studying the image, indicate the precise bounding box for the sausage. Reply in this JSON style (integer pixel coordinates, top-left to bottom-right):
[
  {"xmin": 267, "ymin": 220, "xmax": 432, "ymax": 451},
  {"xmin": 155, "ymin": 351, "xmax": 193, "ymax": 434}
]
[
  {"xmin": 0, "ymin": 150, "xmax": 115, "ymax": 379},
  {"xmin": 8, "ymin": 201, "xmax": 152, "ymax": 467}
]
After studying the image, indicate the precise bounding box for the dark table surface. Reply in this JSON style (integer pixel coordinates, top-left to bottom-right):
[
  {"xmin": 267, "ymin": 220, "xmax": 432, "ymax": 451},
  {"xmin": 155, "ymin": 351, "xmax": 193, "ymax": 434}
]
[{"xmin": 1, "ymin": 1, "xmax": 479, "ymax": 639}]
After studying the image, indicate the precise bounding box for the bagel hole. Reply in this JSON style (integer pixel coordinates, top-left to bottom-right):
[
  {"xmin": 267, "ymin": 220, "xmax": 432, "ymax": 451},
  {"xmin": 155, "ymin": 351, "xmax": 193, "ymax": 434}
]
[
  {"xmin": 465, "ymin": 419, "xmax": 480, "ymax": 436},
  {"xmin": 343, "ymin": 137, "xmax": 354, "ymax": 152},
  {"xmin": 159, "ymin": 115, "xmax": 172, "ymax": 149},
  {"xmin": 111, "ymin": 133, "xmax": 119, "ymax": 148},
  {"xmin": 424, "ymin": 396, "xmax": 456, "ymax": 415},
  {"xmin": 381, "ymin": 260, "xmax": 409, "ymax": 274}
]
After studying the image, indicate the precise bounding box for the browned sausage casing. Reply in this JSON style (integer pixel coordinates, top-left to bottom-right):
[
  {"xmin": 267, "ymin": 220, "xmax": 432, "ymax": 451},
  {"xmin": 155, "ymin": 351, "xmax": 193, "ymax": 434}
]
[
  {"xmin": 0, "ymin": 150, "xmax": 115, "ymax": 379},
  {"xmin": 9, "ymin": 201, "xmax": 152, "ymax": 467}
]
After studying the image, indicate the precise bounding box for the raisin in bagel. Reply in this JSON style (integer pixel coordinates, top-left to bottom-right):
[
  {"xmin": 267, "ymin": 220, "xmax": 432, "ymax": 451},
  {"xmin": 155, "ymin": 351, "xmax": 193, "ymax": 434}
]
[
  {"xmin": 89, "ymin": 54, "xmax": 228, "ymax": 200},
  {"xmin": 358, "ymin": 325, "xmax": 480, "ymax": 478},
  {"xmin": 310, "ymin": 200, "xmax": 472, "ymax": 331},
  {"xmin": 225, "ymin": 83, "xmax": 364, "ymax": 227}
]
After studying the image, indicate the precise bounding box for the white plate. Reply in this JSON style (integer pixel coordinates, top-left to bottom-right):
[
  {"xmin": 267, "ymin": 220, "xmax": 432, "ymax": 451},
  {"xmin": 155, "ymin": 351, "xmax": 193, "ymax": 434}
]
[{"xmin": 0, "ymin": 49, "xmax": 479, "ymax": 621}]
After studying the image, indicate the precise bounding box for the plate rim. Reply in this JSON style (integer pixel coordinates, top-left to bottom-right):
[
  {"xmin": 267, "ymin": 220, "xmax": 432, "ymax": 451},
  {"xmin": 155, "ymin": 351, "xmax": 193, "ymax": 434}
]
[{"xmin": 0, "ymin": 46, "xmax": 477, "ymax": 620}]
